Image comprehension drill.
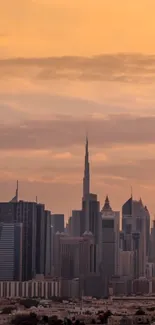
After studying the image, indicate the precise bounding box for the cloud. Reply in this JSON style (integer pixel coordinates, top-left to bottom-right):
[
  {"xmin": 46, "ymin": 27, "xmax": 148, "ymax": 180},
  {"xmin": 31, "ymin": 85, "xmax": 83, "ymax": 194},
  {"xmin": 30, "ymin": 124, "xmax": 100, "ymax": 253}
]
[
  {"xmin": 52, "ymin": 152, "xmax": 72, "ymax": 160},
  {"xmin": 0, "ymin": 92, "xmax": 145, "ymax": 121},
  {"xmin": 0, "ymin": 114, "xmax": 155, "ymax": 150},
  {"xmin": 0, "ymin": 93, "xmax": 105, "ymax": 116},
  {"xmin": 0, "ymin": 152, "xmax": 154, "ymax": 187},
  {"xmin": 1, "ymin": 53, "xmax": 155, "ymax": 83},
  {"xmin": 93, "ymin": 159, "xmax": 155, "ymax": 183},
  {"xmin": 0, "ymin": 103, "xmax": 28, "ymax": 122}
]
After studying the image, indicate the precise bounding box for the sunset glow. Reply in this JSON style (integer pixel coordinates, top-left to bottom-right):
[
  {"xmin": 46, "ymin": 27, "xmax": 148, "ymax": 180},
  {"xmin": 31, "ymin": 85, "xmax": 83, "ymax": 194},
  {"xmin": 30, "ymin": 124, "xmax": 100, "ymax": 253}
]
[{"xmin": 1, "ymin": 0, "xmax": 155, "ymax": 217}]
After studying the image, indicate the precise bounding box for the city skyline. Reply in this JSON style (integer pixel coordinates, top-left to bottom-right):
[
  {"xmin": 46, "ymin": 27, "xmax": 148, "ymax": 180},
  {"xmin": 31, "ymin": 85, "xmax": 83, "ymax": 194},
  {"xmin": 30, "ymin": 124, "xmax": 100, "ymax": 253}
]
[
  {"xmin": 0, "ymin": 128, "xmax": 153, "ymax": 297},
  {"xmin": 1, "ymin": 1, "xmax": 155, "ymax": 218},
  {"xmin": 2, "ymin": 137, "xmax": 152, "ymax": 222}
]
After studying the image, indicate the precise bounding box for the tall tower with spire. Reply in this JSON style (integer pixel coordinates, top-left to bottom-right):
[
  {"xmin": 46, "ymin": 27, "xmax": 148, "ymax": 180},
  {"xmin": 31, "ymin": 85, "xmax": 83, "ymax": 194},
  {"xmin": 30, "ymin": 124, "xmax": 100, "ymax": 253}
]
[
  {"xmin": 81, "ymin": 137, "xmax": 101, "ymax": 259},
  {"xmin": 83, "ymin": 136, "xmax": 90, "ymax": 200}
]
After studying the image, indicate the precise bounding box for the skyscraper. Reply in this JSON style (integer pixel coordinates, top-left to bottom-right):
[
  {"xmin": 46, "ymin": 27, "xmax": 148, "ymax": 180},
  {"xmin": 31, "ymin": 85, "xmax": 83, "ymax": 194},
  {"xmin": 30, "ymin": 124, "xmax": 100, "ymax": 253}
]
[
  {"xmin": 71, "ymin": 210, "xmax": 81, "ymax": 237},
  {"xmin": 82, "ymin": 194, "xmax": 101, "ymax": 245},
  {"xmin": 36, "ymin": 203, "xmax": 45, "ymax": 275},
  {"xmin": 100, "ymin": 196, "xmax": 120, "ymax": 295},
  {"xmin": 53, "ymin": 232, "xmax": 96, "ymax": 279},
  {"xmin": 15, "ymin": 201, "xmax": 37, "ymax": 281},
  {"xmin": 51, "ymin": 214, "xmax": 64, "ymax": 234},
  {"xmin": 44, "ymin": 210, "xmax": 54, "ymax": 276},
  {"xmin": 122, "ymin": 196, "xmax": 150, "ymax": 278},
  {"xmin": 0, "ymin": 202, "xmax": 16, "ymax": 223},
  {"xmin": 81, "ymin": 138, "xmax": 101, "ymax": 271},
  {"xmin": 150, "ymin": 219, "xmax": 155, "ymax": 265},
  {"xmin": 83, "ymin": 136, "xmax": 90, "ymax": 200},
  {"xmin": 0, "ymin": 223, "xmax": 23, "ymax": 281}
]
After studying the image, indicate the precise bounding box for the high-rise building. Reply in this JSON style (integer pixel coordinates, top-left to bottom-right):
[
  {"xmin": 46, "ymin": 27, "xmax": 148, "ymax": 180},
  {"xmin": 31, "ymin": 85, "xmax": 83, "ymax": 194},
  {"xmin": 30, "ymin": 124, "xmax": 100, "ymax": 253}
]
[
  {"xmin": 36, "ymin": 203, "xmax": 45, "ymax": 275},
  {"xmin": 44, "ymin": 210, "xmax": 54, "ymax": 276},
  {"xmin": 81, "ymin": 138, "xmax": 101, "ymax": 254},
  {"xmin": 0, "ymin": 202, "xmax": 16, "ymax": 223},
  {"xmin": 53, "ymin": 232, "xmax": 96, "ymax": 279},
  {"xmin": 0, "ymin": 182, "xmax": 18, "ymax": 224},
  {"xmin": 83, "ymin": 136, "xmax": 90, "ymax": 200},
  {"xmin": 15, "ymin": 201, "xmax": 37, "ymax": 281},
  {"xmin": 0, "ymin": 199, "xmax": 44, "ymax": 281},
  {"xmin": 120, "ymin": 250, "xmax": 134, "ymax": 277},
  {"xmin": 71, "ymin": 210, "xmax": 81, "ymax": 237},
  {"xmin": 81, "ymin": 136, "xmax": 90, "ymax": 235},
  {"xmin": 144, "ymin": 205, "xmax": 150, "ymax": 258},
  {"xmin": 120, "ymin": 230, "xmax": 141, "ymax": 279},
  {"xmin": 51, "ymin": 214, "xmax": 64, "ymax": 233},
  {"xmin": 122, "ymin": 196, "xmax": 133, "ymax": 236},
  {"xmin": 100, "ymin": 196, "xmax": 120, "ymax": 295},
  {"xmin": 150, "ymin": 219, "xmax": 155, "ymax": 265},
  {"xmin": 122, "ymin": 196, "xmax": 150, "ymax": 278},
  {"xmin": 132, "ymin": 232, "xmax": 141, "ymax": 279},
  {"xmin": 82, "ymin": 194, "xmax": 101, "ymax": 244},
  {"xmin": 0, "ymin": 223, "xmax": 23, "ymax": 281},
  {"xmin": 0, "ymin": 201, "xmax": 35, "ymax": 281}
]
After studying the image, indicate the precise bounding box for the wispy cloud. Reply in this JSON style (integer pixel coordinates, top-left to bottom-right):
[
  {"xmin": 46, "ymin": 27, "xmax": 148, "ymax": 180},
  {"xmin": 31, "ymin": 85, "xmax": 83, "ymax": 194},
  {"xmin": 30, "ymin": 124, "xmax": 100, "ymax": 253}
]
[
  {"xmin": 0, "ymin": 103, "xmax": 28, "ymax": 122},
  {"xmin": 0, "ymin": 114, "xmax": 155, "ymax": 150},
  {"xmin": 1, "ymin": 53, "xmax": 155, "ymax": 83}
]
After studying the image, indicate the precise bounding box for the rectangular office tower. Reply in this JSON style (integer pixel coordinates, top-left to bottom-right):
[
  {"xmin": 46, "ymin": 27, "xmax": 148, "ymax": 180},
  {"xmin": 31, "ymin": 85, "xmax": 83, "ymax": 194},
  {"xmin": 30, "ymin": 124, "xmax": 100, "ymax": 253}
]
[
  {"xmin": 0, "ymin": 199, "xmax": 47, "ymax": 281},
  {"xmin": 51, "ymin": 214, "xmax": 64, "ymax": 233},
  {"xmin": 44, "ymin": 210, "xmax": 54, "ymax": 276},
  {"xmin": 0, "ymin": 223, "xmax": 23, "ymax": 281},
  {"xmin": 81, "ymin": 193, "xmax": 101, "ymax": 274},
  {"xmin": 15, "ymin": 201, "xmax": 37, "ymax": 281},
  {"xmin": 100, "ymin": 196, "xmax": 120, "ymax": 296},
  {"xmin": 71, "ymin": 210, "xmax": 82, "ymax": 237},
  {"xmin": 122, "ymin": 196, "xmax": 150, "ymax": 277},
  {"xmin": 36, "ymin": 204, "xmax": 45, "ymax": 275},
  {"xmin": 53, "ymin": 232, "xmax": 96, "ymax": 279},
  {"xmin": 82, "ymin": 194, "xmax": 101, "ymax": 242}
]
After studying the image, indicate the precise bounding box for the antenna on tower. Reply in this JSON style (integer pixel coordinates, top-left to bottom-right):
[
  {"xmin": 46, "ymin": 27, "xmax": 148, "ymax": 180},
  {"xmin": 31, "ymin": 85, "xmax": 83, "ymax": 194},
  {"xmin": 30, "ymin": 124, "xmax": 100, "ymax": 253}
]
[
  {"xmin": 130, "ymin": 185, "xmax": 133, "ymax": 198},
  {"xmin": 16, "ymin": 180, "xmax": 19, "ymax": 202}
]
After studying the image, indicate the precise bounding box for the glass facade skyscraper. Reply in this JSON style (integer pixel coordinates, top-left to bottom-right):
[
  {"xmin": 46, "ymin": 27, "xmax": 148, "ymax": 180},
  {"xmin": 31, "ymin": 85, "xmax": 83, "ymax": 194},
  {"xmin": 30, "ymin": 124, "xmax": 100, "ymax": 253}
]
[{"xmin": 0, "ymin": 223, "xmax": 22, "ymax": 281}]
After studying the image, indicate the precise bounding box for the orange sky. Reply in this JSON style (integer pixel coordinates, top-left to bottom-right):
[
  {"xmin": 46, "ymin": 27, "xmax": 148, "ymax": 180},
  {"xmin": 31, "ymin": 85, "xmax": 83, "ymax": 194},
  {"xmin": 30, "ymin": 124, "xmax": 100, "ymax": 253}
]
[
  {"xmin": 0, "ymin": 0, "xmax": 155, "ymax": 220},
  {"xmin": 1, "ymin": 0, "xmax": 155, "ymax": 57}
]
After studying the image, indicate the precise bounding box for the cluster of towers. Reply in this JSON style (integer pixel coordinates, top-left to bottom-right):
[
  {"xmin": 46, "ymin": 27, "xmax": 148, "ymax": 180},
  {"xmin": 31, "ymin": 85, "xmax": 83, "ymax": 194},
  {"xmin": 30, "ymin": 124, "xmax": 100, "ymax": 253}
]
[
  {"xmin": 63, "ymin": 138, "xmax": 154, "ymax": 296},
  {"xmin": 0, "ymin": 137, "xmax": 155, "ymax": 297}
]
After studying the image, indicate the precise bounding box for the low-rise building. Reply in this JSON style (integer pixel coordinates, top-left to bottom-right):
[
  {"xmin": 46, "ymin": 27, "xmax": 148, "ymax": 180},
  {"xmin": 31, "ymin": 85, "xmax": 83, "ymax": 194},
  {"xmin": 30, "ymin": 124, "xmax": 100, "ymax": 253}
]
[{"xmin": 0, "ymin": 279, "xmax": 61, "ymax": 299}]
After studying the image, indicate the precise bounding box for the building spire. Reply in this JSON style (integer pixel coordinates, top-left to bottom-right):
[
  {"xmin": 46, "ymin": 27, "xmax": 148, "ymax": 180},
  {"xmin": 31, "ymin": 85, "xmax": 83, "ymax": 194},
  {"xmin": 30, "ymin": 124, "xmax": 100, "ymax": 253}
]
[
  {"xmin": 130, "ymin": 185, "xmax": 133, "ymax": 199},
  {"xmin": 101, "ymin": 195, "xmax": 112, "ymax": 213},
  {"xmin": 83, "ymin": 135, "xmax": 90, "ymax": 199},
  {"xmin": 16, "ymin": 180, "xmax": 19, "ymax": 202},
  {"xmin": 10, "ymin": 180, "xmax": 19, "ymax": 203}
]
